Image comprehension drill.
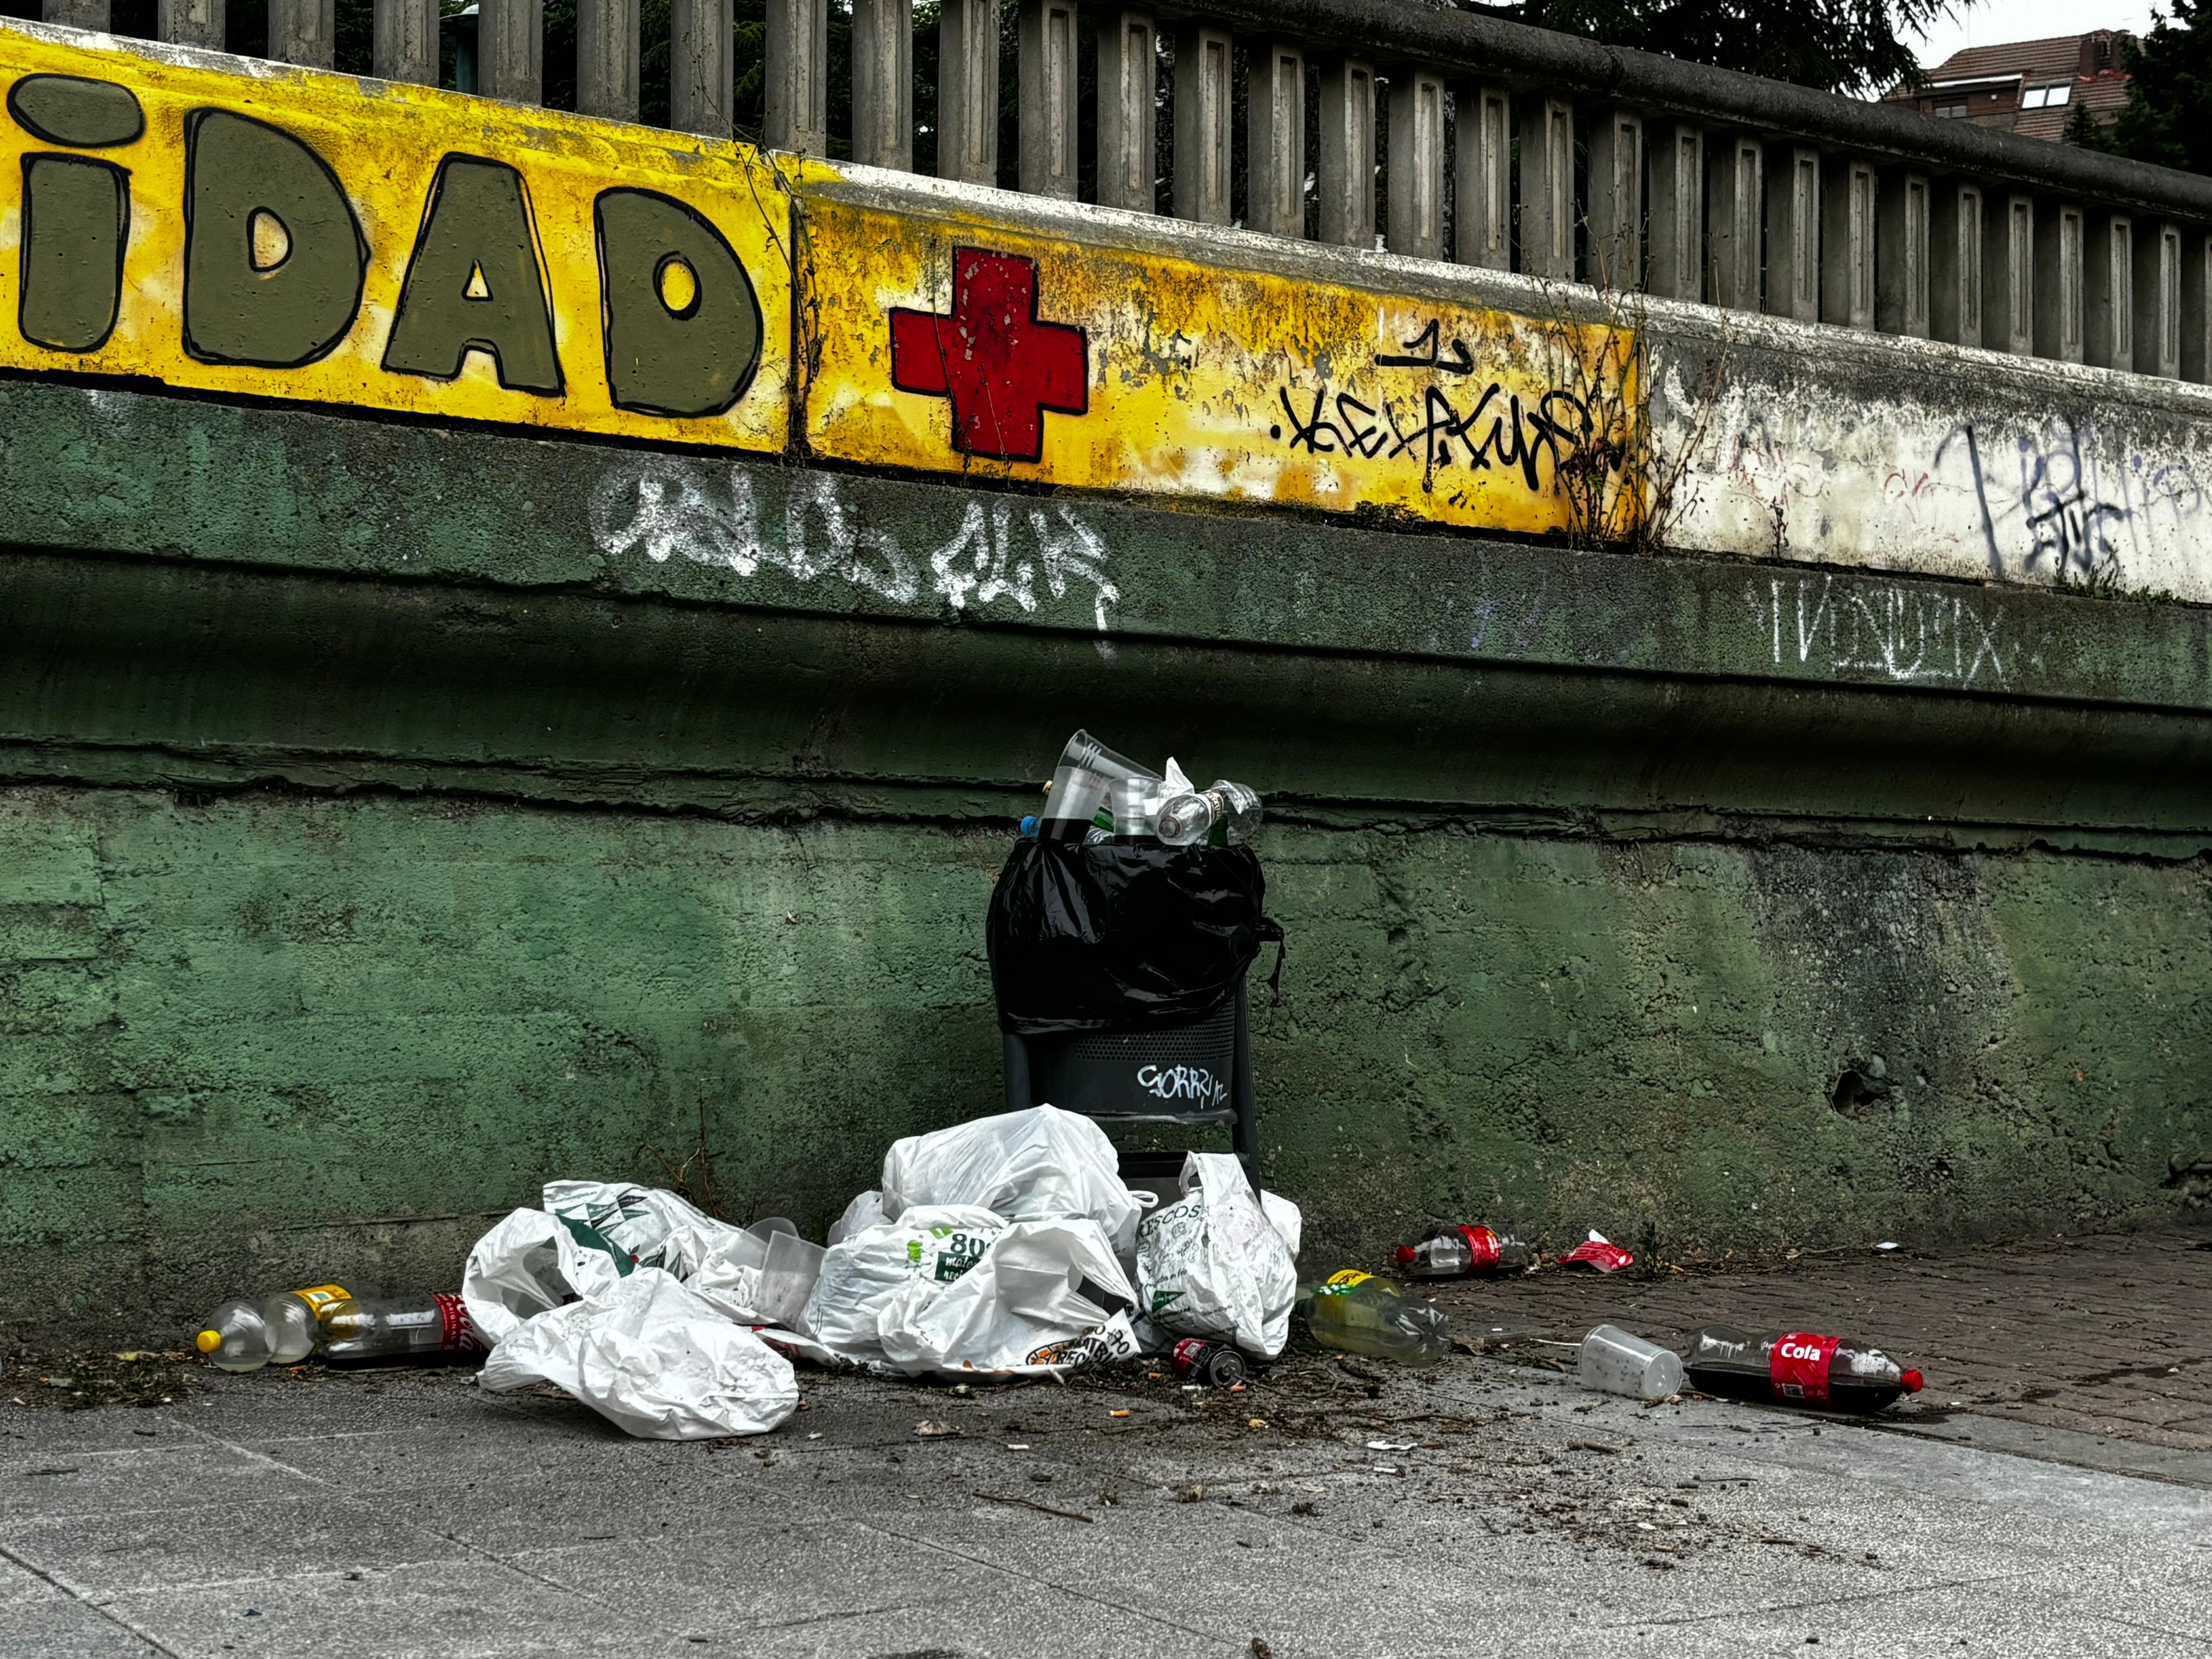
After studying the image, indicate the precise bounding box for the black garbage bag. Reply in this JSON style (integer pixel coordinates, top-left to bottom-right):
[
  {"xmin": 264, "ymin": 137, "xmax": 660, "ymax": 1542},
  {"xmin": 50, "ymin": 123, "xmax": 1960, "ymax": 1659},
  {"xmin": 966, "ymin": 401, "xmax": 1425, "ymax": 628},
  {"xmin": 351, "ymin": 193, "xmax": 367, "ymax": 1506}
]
[{"xmin": 987, "ymin": 838, "xmax": 1282, "ymax": 1036}]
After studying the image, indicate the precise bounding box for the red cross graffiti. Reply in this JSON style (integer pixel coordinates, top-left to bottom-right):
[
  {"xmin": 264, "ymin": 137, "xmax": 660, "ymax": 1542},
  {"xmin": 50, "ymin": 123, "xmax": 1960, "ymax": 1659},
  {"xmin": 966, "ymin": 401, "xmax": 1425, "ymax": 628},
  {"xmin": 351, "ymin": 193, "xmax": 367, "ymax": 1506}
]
[{"xmin": 889, "ymin": 249, "xmax": 1089, "ymax": 463}]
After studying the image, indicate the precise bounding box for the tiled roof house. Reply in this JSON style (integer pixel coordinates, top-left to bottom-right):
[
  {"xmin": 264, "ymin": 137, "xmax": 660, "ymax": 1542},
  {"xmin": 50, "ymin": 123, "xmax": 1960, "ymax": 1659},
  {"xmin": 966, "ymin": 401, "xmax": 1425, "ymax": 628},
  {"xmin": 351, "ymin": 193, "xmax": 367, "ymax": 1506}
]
[{"xmin": 1882, "ymin": 29, "xmax": 2133, "ymax": 142}]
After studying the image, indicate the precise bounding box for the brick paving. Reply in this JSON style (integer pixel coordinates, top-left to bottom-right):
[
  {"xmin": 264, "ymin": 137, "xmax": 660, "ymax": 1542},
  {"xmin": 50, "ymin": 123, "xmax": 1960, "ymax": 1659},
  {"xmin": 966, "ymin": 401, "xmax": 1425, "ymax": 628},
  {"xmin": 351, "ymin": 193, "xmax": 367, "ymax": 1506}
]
[{"xmin": 1421, "ymin": 1226, "xmax": 2212, "ymax": 1453}]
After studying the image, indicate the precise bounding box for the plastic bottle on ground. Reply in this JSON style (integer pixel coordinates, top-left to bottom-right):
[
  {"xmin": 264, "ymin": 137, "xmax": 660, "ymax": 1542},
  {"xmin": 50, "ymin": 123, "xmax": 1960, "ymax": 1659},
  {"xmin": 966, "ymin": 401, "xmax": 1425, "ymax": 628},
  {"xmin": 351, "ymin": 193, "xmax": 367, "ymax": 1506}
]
[
  {"xmin": 195, "ymin": 1284, "xmax": 355, "ymax": 1373},
  {"xmin": 1679, "ymin": 1324, "xmax": 1924, "ymax": 1413},
  {"xmin": 1170, "ymin": 1337, "xmax": 1249, "ymax": 1387},
  {"xmin": 321, "ymin": 1294, "xmax": 485, "ymax": 1364},
  {"xmin": 1396, "ymin": 1225, "xmax": 1531, "ymax": 1278},
  {"xmin": 1578, "ymin": 1325, "xmax": 1685, "ymax": 1399},
  {"xmin": 1296, "ymin": 1271, "xmax": 1450, "ymax": 1368}
]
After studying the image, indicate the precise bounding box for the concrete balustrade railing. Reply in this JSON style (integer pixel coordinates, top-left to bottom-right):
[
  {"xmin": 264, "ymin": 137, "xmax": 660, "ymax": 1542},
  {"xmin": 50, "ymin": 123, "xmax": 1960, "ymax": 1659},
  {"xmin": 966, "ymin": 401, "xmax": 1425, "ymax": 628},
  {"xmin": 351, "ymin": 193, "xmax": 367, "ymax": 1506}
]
[{"xmin": 48, "ymin": 0, "xmax": 2212, "ymax": 383}]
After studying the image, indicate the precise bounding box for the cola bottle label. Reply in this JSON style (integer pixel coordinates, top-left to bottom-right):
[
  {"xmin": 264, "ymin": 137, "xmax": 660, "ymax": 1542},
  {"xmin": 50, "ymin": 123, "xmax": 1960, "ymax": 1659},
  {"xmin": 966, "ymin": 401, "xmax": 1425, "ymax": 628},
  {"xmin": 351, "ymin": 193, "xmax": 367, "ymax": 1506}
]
[
  {"xmin": 434, "ymin": 1293, "xmax": 485, "ymax": 1355},
  {"xmin": 1455, "ymin": 1227, "xmax": 1502, "ymax": 1269},
  {"xmin": 1770, "ymin": 1332, "xmax": 1839, "ymax": 1405}
]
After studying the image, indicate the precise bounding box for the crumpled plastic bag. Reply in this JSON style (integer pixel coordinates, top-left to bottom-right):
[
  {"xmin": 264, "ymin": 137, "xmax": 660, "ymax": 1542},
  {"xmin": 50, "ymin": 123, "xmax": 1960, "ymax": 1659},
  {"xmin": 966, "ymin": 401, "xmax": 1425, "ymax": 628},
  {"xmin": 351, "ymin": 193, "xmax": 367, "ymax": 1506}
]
[
  {"xmin": 880, "ymin": 1106, "xmax": 1148, "ymax": 1255},
  {"xmin": 1134, "ymin": 1152, "xmax": 1300, "ymax": 1357},
  {"xmin": 876, "ymin": 1217, "xmax": 1142, "ymax": 1377},
  {"xmin": 801, "ymin": 1205, "xmax": 1006, "ymax": 1367},
  {"xmin": 462, "ymin": 1207, "xmax": 569, "ymax": 1348},
  {"xmin": 826, "ymin": 1189, "xmax": 890, "ymax": 1246},
  {"xmin": 479, "ymin": 1268, "xmax": 798, "ymax": 1440}
]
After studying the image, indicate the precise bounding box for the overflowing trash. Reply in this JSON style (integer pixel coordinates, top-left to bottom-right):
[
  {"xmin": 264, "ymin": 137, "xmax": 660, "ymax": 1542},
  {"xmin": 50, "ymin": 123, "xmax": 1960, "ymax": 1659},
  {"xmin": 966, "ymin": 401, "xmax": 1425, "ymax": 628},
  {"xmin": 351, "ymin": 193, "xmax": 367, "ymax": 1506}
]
[
  {"xmin": 1030, "ymin": 730, "xmax": 1264, "ymax": 848},
  {"xmin": 1398, "ymin": 1224, "xmax": 1531, "ymax": 1278}
]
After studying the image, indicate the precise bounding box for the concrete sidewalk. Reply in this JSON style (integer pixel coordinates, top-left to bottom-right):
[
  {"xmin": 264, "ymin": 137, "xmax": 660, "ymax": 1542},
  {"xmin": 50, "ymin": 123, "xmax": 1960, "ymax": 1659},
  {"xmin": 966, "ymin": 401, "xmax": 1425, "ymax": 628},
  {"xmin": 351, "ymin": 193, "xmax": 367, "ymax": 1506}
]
[{"xmin": 5, "ymin": 1325, "xmax": 2210, "ymax": 1659}]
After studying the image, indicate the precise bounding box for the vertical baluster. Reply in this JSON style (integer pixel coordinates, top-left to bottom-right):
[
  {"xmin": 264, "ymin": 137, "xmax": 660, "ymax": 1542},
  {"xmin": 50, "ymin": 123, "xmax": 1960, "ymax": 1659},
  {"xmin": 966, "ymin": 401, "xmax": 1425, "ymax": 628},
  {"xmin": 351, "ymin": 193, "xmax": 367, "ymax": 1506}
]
[
  {"xmin": 1983, "ymin": 190, "xmax": 2034, "ymax": 356},
  {"xmin": 853, "ymin": 0, "xmax": 914, "ymax": 170},
  {"xmin": 2185, "ymin": 232, "xmax": 2212, "ymax": 382},
  {"xmin": 268, "ymin": 0, "xmax": 337, "ymax": 65},
  {"xmin": 2134, "ymin": 221, "xmax": 2183, "ymax": 379},
  {"xmin": 1930, "ymin": 180, "xmax": 1982, "ymax": 348},
  {"xmin": 1095, "ymin": 10, "xmax": 1155, "ymax": 213},
  {"xmin": 1516, "ymin": 94, "xmax": 1573, "ymax": 278},
  {"xmin": 1386, "ymin": 66, "xmax": 1446, "ymax": 260},
  {"xmin": 1247, "ymin": 38, "xmax": 1306, "ymax": 236},
  {"xmin": 1875, "ymin": 169, "xmax": 1929, "ymax": 337},
  {"xmin": 159, "ymin": 0, "xmax": 224, "ymax": 50},
  {"xmin": 2085, "ymin": 210, "xmax": 2133, "ymax": 371},
  {"xmin": 1017, "ymin": 0, "xmax": 1079, "ymax": 197},
  {"xmin": 575, "ymin": 0, "xmax": 639, "ymax": 117},
  {"xmin": 1583, "ymin": 106, "xmax": 1641, "ymax": 290},
  {"xmin": 42, "ymin": 0, "xmax": 109, "ymax": 29},
  {"xmin": 1820, "ymin": 156, "xmax": 1874, "ymax": 329},
  {"xmin": 1452, "ymin": 82, "xmax": 1510, "ymax": 270},
  {"xmin": 477, "ymin": 0, "xmax": 542, "ymax": 101},
  {"xmin": 1173, "ymin": 22, "xmax": 1232, "ymax": 223},
  {"xmin": 2030, "ymin": 199, "xmax": 2082, "ymax": 361},
  {"xmin": 938, "ymin": 0, "xmax": 1000, "ymax": 184},
  {"xmin": 1644, "ymin": 119, "xmax": 1702, "ymax": 300},
  {"xmin": 671, "ymin": 0, "xmax": 733, "ymax": 134},
  {"xmin": 1706, "ymin": 134, "xmax": 1762, "ymax": 311},
  {"xmin": 372, "ymin": 0, "xmax": 439, "ymax": 84},
  {"xmin": 766, "ymin": 0, "xmax": 828, "ymax": 152},
  {"xmin": 1763, "ymin": 142, "xmax": 1818, "ymax": 322},
  {"xmin": 1318, "ymin": 57, "xmax": 1376, "ymax": 248}
]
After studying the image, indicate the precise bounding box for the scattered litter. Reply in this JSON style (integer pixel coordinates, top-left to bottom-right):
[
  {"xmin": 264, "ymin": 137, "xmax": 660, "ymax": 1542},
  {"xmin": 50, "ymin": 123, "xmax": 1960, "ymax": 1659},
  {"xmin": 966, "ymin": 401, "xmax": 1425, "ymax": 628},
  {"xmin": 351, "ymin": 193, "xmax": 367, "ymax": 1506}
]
[
  {"xmin": 1398, "ymin": 1224, "xmax": 1531, "ymax": 1278},
  {"xmin": 1246, "ymin": 1417, "xmax": 1268, "ymax": 1429},
  {"xmin": 1170, "ymin": 1338, "xmax": 1249, "ymax": 1388},
  {"xmin": 914, "ymin": 1420, "xmax": 960, "ymax": 1437},
  {"xmin": 1559, "ymin": 1231, "xmax": 1635, "ymax": 1273},
  {"xmin": 1108, "ymin": 1409, "xmax": 1131, "ymax": 1418},
  {"xmin": 1006, "ymin": 1441, "xmax": 1030, "ymax": 1449},
  {"xmin": 1681, "ymin": 1325, "xmax": 1924, "ymax": 1413},
  {"xmin": 976, "ymin": 1490, "xmax": 1093, "ymax": 1523},
  {"xmin": 1297, "ymin": 1271, "xmax": 1450, "ymax": 1367},
  {"xmin": 1875, "ymin": 1242, "xmax": 1901, "ymax": 1252},
  {"xmin": 1577, "ymin": 1325, "xmax": 1685, "ymax": 1400},
  {"xmin": 1176, "ymin": 1483, "xmax": 1207, "ymax": 1502},
  {"xmin": 1365, "ymin": 1439, "xmax": 1415, "ymax": 1451}
]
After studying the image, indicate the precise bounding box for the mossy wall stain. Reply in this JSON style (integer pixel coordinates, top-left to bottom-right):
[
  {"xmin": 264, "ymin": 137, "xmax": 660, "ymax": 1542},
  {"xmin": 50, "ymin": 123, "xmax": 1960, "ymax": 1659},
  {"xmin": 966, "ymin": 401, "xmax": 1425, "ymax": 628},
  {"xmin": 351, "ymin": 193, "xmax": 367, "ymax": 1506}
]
[{"xmin": 6, "ymin": 788, "xmax": 2206, "ymax": 1340}]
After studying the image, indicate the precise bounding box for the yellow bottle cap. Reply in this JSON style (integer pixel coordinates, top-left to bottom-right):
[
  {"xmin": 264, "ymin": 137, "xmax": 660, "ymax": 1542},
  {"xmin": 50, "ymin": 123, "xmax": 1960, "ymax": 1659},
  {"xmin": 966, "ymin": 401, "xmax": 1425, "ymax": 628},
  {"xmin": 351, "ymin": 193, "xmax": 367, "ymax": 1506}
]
[{"xmin": 194, "ymin": 1329, "xmax": 221, "ymax": 1354}]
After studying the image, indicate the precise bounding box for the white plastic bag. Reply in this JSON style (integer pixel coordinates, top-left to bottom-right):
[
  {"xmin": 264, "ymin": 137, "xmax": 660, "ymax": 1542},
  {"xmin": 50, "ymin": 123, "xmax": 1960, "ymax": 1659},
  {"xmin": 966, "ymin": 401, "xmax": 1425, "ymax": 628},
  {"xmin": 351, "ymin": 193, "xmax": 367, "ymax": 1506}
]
[
  {"xmin": 540, "ymin": 1180, "xmax": 722, "ymax": 1303},
  {"xmin": 877, "ymin": 1217, "xmax": 1142, "ymax": 1377},
  {"xmin": 1134, "ymin": 1153, "xmax": 1300, "ymax": 1357},
  {"xmin": 461, "ymin": 1208, "xmax": 569, "ymax": 1347},
  {"xmin": 826, "ymin": 1189, "xmax": 890, "ymax": 1246},
  {"xmin": 1260, "ymin": 1190, "xmax": 1303, "ymax": 1260},
  {"xmin": 801, "ymin": 1205, "xmax": 1005, "ymax": 1366},
  {"xmin": 880, "ymin": 1106, "xmax": 1148, "ymax": 1254},
  {"xmin": 480, "ymin": 1268, "xmax": 798, "ymax": 1440}
]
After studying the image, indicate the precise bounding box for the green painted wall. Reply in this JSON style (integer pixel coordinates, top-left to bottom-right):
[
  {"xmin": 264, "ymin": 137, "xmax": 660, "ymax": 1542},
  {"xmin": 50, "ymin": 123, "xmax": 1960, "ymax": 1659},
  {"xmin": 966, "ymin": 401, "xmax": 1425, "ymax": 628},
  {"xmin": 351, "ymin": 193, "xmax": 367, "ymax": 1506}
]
[{"xmin": 2, "ymin": 380, "xmax": 2209, "ymax": 1341}]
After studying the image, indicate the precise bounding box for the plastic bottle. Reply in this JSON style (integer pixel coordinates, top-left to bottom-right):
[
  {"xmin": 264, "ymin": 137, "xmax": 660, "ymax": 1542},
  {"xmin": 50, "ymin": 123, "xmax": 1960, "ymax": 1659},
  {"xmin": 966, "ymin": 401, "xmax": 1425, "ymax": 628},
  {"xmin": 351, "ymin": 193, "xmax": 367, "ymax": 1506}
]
[
  {"xmin": 1578, "ymin": 1325, "xmax": 1685, "ymax": 1399},
  {"xmin": 1156, "ymin": 780, "xmax": 1264, "ymax": 847},
  {"xmin": 1396, "ymin": 1225, "xmax": 1530, "ymax": 1278},
  {"xmin": 1296, "ymin": 1270, "xmax": 1451, "ymax": 1368},
  {"xmin": 321, "ymin": 1294, "xmax": 485, "ymax": 1364},
  {"xmin": 1170, "ymin": 1337, "xmax": 1249, "ymax": 1387},
  {"xmin": 1041, "ymin": 731, "xmax": 1159, "ymax": 840},
  {"xmin": 194, "ymin": 1283, "xmax": 355, "ymax": 1373},
  {"xmin": 1680, "ymin": 1324, "xmax": 1924, "ymax": 1413}
]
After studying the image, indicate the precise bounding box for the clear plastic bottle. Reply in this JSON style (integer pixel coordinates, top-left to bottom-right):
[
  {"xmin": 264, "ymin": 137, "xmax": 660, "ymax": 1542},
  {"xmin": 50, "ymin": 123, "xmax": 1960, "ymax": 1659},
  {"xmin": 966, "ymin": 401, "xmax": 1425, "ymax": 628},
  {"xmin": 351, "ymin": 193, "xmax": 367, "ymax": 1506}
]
[
  {"xmin": 195, "ymin": 1284, "xmax": 355, "ymax": 1373},
  {"xmin": 1680, "ymin": 1324, "xmax": 1924, "ymax": 1413},
  {"xmin": 1296, "ymin": 1270, "xmax": 1451, "ymax": 1368},
  {"xmin": 321, "ymin": 1294, "xmax": 485, "ymax": 1364},
  {"xmin": 1396, "ymin": 1225, "xmax": 1531, "ymax": 1278},
  {"xmin": 1156, "ymin": 780, "xmax": 1264, "ymax": 847}
]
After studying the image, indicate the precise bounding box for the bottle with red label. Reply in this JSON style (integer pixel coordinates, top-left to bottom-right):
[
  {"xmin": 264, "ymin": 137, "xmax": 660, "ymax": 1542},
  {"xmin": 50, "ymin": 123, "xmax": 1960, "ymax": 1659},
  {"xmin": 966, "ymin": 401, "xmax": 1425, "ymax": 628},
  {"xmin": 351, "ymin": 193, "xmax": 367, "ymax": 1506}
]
[
  {"xmin": 1680, "ymin": 1324, "xmax": 1924, "ymax": 1413},
  {"xmin": 321, "ymin": 1294, "xmax": 485, "ymax": 1364},
  {"xmin": 1396, "ymin": 1226, "xmax": 1531, "ymax": 1278},
  {"xmin": 1170, "ymin": 1337, "xmax": 1249, "ymax": 1388}
]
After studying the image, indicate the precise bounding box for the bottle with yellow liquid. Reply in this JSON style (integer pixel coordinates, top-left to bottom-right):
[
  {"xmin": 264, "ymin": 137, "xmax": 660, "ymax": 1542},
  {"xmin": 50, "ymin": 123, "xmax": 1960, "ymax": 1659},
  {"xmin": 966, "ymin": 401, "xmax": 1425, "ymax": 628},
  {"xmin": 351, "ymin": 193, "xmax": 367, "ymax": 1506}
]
[
  {"xmin": 194, "ymin": 1284, "xmax": 353, "ymax": 1373},
  {"xmin": 1295, "ymin": 1270, "xmax": 1451, "ymax": 1368}
]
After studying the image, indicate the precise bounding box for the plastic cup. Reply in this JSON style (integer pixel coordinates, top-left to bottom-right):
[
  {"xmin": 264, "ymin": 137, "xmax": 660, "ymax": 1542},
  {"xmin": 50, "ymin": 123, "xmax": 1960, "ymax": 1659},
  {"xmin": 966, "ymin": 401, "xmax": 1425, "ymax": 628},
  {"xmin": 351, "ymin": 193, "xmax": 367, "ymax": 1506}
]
[
  {"xmin": 1577, "ymin": 1324, "xmax": 1685, "ymax": 1399},
  {"xmin": 752, "ymin": 1230, "xmax": 828, "ymax": 1329}
]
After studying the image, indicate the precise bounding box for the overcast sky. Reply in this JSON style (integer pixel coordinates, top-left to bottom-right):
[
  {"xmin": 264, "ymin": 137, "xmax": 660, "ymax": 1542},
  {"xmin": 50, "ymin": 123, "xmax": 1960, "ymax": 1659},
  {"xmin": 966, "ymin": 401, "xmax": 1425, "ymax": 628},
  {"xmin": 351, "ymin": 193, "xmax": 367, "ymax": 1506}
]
[{"xmin": 1906, "ymin": 0, "xmax": 2159, "ymax": 70}]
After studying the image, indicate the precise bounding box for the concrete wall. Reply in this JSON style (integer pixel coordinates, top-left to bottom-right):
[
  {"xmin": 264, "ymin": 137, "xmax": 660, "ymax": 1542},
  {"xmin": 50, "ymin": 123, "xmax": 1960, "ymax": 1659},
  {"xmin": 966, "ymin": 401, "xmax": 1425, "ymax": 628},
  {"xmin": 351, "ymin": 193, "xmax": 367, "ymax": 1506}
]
[{"xmin": 4, "ymin": 378, "xmax": 2210, "ymax": 1342}]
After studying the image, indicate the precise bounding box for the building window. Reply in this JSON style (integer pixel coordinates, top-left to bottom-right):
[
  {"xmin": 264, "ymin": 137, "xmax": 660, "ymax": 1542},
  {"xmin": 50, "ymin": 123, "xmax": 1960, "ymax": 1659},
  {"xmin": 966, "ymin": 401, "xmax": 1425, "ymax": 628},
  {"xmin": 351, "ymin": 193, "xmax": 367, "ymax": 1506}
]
[
  {"xmin": 1934, "ymin": 101, "xmax": 1968, "ymax": 117},
  {"xmin": 2021, "ymin": 83, "xmax": 2073, "ymax": 108}
]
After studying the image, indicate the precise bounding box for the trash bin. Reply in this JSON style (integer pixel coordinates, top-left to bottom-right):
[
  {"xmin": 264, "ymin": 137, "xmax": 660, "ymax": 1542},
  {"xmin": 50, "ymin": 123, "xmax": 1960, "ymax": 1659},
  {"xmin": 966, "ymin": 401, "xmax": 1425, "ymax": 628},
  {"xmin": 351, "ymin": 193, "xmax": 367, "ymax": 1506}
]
[{"xmin": 988, "ymin": 836, "xmax": 1278, "ymax": 1183}]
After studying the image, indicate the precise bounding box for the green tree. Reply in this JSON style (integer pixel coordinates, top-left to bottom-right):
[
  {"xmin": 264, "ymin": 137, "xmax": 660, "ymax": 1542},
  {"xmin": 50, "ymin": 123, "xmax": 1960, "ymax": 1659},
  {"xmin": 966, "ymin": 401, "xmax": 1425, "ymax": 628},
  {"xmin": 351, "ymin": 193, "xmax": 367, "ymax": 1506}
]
[
  {"xmin": 2107, "ymin": 0, "xmax": 2212, "ymax": 173},
  {"xmin": 1487, "ymin": 0, "xmax": 1965, "ymax": 95}
]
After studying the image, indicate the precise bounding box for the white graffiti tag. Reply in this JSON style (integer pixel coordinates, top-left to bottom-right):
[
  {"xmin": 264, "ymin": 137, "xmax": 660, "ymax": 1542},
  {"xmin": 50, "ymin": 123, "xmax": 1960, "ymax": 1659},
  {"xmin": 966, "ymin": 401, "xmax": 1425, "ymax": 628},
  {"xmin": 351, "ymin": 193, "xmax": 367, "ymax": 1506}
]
[{"xmin": 589, "ymin": 463, "xmax": 1119, "ymax": 630}]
